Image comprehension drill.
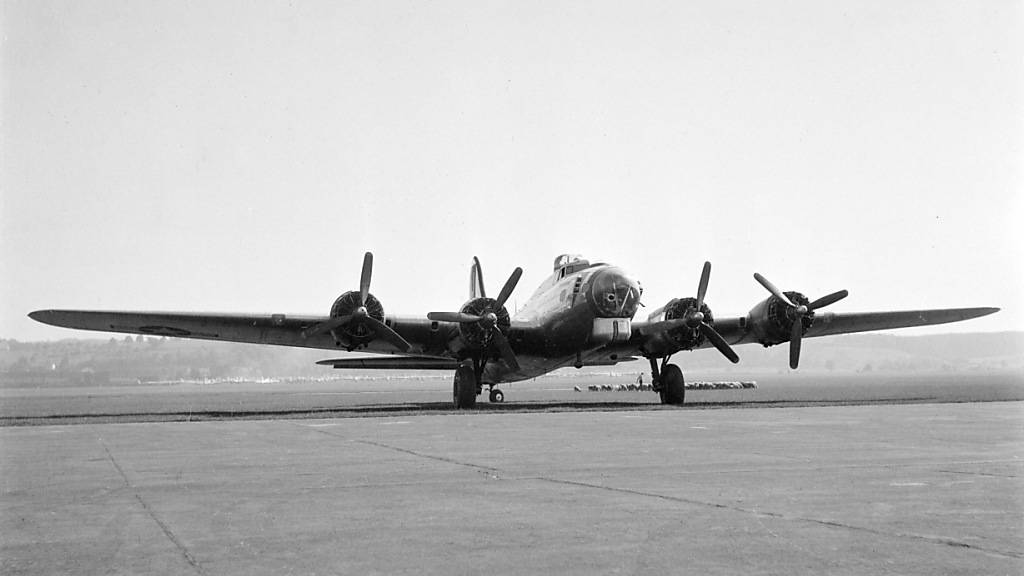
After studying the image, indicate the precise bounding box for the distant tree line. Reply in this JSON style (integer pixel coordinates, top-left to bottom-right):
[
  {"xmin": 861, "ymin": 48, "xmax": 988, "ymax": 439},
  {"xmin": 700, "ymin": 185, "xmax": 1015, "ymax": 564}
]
[{"xmin": 1, "ymin": 331, "xmax": 1020, "ymax": 386}]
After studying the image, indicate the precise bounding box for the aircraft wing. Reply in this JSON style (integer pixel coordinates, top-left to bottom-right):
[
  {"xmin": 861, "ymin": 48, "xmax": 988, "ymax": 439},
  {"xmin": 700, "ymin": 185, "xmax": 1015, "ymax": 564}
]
[
  {"xmin": 800, "ymin": 307, "xmax": 1000, "ymax": 339},
  {"xmin": 27, "ymin": 309, "xmax": 443, "ymax": 354},
  {"xmin": 712, "ymin": 306, "xmax": 999, "ymax": 346}
]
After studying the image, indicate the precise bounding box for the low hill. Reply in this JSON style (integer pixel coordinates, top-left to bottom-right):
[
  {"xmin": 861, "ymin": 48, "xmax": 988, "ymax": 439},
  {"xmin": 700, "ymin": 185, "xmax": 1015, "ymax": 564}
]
[{"xmin": 1, "ymin": 331, "xmax": 1021, "ymax": 386}]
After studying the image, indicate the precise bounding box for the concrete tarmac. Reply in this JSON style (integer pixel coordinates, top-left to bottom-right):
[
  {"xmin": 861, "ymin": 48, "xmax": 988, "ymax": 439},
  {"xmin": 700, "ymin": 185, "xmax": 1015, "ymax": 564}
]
[{"xmin": 2, "ymin": 402, "xmax": 1022, "ymax": 575}]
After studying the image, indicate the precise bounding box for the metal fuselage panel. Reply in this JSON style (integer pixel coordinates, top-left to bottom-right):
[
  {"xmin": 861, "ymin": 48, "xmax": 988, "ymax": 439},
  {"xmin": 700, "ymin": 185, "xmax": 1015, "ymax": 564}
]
[{"xmin": 482, "ymin": 263, "xmax": 641, "ymax": 384}]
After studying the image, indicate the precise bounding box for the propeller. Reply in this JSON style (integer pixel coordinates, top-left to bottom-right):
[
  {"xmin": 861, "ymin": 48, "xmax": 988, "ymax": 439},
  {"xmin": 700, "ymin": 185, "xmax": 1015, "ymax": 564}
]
[
  {"xmin": 302, "ymin": 252, "xmax": 412, "ymax": 352},
  {"xmin": 639, "ymin": 261, "xmax": 739, "ymax": 363},
  {"xmin": 691, "ymin": 262, "xmax": 739, "ymax": 363},
  {"xmin": 428, "ymin": 263, "xmax": 523, "ymax": 372},
  {"xmin": 752, "ymin": 272, "xmax": 848, "ymax": 369}
]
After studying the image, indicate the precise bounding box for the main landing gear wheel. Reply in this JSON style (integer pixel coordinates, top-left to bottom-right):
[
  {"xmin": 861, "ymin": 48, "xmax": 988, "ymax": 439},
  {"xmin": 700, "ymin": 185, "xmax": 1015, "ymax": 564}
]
[
  {"xmin": 660, "ymin": 364, "xmax": 685, "ymax": 405},
  {"xmin": 453, "ymin": 362, "xmax": 477, "ymax": 409},
  {"xmin": 488, "ymin": 388, "xmax": 504, "ymax": 403}
]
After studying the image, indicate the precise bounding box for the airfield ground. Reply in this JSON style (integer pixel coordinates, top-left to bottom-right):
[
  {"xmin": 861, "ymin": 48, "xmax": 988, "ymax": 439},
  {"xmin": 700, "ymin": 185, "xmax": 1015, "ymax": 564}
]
[
  {"xmin": 1, "ymin": 371, "xmax": 1022, "ymax": 424},
  {"xmin": 2, "ymin": 372, "xmax": 1022, "ymax": 575}
]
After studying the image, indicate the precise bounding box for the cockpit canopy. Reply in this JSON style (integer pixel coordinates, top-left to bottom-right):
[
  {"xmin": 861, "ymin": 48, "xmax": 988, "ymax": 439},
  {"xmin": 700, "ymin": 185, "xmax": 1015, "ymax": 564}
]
[{"xmin": 553, "ymin": 254, "xmax": 592, "ymax": 275}]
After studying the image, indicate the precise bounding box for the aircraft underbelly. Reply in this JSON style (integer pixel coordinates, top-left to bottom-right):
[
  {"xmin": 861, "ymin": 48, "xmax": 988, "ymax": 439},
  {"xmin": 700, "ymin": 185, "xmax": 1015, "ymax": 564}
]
[{"xmin": 483, "ymin": 354, "xmax": 576, "ymax": 384}]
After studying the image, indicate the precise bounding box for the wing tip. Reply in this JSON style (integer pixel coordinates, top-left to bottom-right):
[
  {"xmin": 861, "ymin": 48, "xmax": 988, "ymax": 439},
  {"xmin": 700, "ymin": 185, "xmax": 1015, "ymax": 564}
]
[
  {"xmin": 971, "ymin": 307, "xmax": 1000, "ymax": 318},
  {"xmin": 28, "ymin": 309, "xmax": 58, "ymax": 325}
]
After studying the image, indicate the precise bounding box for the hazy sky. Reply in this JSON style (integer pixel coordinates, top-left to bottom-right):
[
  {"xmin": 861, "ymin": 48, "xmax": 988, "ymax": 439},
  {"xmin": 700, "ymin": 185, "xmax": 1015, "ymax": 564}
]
[{"xmin": 2, "ymin": 0, "xmax": 1021, "ymax": 341}]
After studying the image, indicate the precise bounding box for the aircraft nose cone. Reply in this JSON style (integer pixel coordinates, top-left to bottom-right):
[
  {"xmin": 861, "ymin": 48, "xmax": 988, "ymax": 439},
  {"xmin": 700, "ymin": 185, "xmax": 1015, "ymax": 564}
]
[{"xmin": 589, "ymin": 267, "xmax": 641, "ymax": 318}]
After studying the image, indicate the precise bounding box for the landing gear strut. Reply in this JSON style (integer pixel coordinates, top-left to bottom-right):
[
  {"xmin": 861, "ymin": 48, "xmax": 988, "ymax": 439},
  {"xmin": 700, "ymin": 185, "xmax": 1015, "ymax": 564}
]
[
  {"xmin": 452, "ymin": 356, "xmax": 509, "ymax": 408},
  {"xmin": 649, "ymin": 356, "xmax": 685, "ymax": 405}
]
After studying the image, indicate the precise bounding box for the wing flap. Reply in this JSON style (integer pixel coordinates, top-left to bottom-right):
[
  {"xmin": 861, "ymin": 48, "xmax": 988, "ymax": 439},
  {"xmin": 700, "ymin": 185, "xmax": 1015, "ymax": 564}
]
[{"xmin": 317, "ymin": 357, "xmax": 459, "ymax": 370}]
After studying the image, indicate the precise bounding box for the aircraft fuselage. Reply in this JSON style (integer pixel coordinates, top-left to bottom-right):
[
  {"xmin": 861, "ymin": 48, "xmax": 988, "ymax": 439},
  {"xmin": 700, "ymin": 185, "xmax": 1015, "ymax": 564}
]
[{"xmin": 482, "ymin": 259, "xmax": 641, "ymax": 384}]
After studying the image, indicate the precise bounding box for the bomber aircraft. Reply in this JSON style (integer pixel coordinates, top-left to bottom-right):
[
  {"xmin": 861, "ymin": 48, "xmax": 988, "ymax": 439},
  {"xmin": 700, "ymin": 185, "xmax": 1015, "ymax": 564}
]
[{"xmin": 29, "ymin": 253, "xmax": 998, "ymax": 408}]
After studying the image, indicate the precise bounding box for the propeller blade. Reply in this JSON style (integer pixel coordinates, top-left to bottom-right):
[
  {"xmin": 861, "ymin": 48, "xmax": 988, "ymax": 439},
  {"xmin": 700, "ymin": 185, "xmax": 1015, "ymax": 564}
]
[
  {"xmin": 472, "ymin": 256, "xmax": 486, "ymax": 299},
  {"xmin": 359, "ymin": 252, "xmax": 373, "ymax": 305},
  {"xmin": 490, "ymin": 329, "xmax": 521, "ymax": 372},
  {"xmin": 696, "ymin": 261, "xmax": 711, "ymax": 310},
  {"xmin": 362, "ymin": 316, "xmax": 412, "ymax": 352},
  {"xmin": 427, "ymin": 311, "xmax": 483, "ymax": 323},
  {"xmin": 808, "ymin": 289, "xmax": 849, "ymax": 311},
  {"xmin": 699, "ymin": 323, "xmax": 740, "ymax": 364},
  {"xmin": 302, "ymin": 315, "xmax": 354, "ymax": 339},
  {"xmin": 753, "ymin": 273, "xmax": 795, "ymax": 307},
  {"xmin": 789, "ymin": 320, "xmax": 803, "ymax": 369},
  {"xmin": 495, "ymin": 267, "xmax": 523, "ymax": 308}
]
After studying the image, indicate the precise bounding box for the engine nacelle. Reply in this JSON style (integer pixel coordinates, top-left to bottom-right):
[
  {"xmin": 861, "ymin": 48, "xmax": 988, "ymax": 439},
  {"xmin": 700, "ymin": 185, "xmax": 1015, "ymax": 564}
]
[
  {"xmin": 662, "ymin": 297, "xmax": 713, "ymax": 350},
  {"xmin": 745, "ymin": 291, "xmax": 815, "ymax": 346},
  {"xmin": 456, "ymin": 297, "xmax": 510, "ymax": 349},
  {"xmin": 330, "ymin": 291, "xmax": 385, "ymax": 344},
  {"xmin": 640, "ymin": 297, "xmax": 715, "ymax": 358}
]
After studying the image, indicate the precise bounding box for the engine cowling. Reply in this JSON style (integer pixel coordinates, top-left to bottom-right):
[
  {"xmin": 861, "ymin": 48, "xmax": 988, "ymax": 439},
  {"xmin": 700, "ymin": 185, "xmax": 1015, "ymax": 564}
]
[
  {"xmin": 637, "ymin": 262, "xmax": 739, "ymax": 364},
  {"xmin": 329, "ymin": 290, "xmax": 385, "ymax": 344},
  {"xmin": 662, "ymin": 297, "xmax": 714, "ymax": 350},
  {"xmin": 455, "ymin": 297, "xmax": 511, "ymax": 349},
  {"xmin": 746, "ymin": 291, "xmax": 815, "ymax": 347}
]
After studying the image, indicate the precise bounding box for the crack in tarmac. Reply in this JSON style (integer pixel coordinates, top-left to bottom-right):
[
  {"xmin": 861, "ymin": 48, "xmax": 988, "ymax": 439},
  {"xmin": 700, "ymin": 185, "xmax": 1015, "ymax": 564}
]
[
  {"xmin": 654, "ymin": 458, "xmax": 1024, "ymax": 477},
  {"xmin": 355, "ymin": 438, "xmax": 504, "ymax": 474},
  {"xmin": 302, "ymin": 424, "xmax": 505, "ymax": 475},
  {"xmin": 936, "ymin": 468, "xmax": 1019, "ymax": 479},
  {"xmin": 100, "ymin": 439, "xmax": 206, "ymax": 575},
  {"xmin": 302, "ymin": 426, "xmax": 1023, "ymax": 562},
  {"xmin": 537, "ymin": 477, "xmax": 1023, "ymax": 561}
]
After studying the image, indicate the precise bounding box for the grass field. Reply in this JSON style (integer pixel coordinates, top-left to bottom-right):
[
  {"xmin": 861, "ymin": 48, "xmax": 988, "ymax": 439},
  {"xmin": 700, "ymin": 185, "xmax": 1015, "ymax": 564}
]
[{"xmin": 1, "ymin": 370, "xmax": 1021, "ymax": 425}]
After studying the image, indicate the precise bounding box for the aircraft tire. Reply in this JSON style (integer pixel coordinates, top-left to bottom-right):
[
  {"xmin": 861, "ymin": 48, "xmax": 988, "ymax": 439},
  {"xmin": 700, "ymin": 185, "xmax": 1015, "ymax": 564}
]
[
  {"xmin": 453, "ymin": 362, "xmax": 477, "ymax": 409},
  {"xmin": 660, "ymin": 364, "xmax": 685, "ymax": 405},
  {"xmin": 489, "ymin": 388, "xmax": 504, "ymax": 403}
]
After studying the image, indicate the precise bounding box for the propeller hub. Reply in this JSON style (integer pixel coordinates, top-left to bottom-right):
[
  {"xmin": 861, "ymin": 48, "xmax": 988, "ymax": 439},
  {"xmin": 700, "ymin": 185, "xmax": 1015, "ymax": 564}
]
[
  {"xmin": 686, "ymin": 310, "xmax": 705, "ymax": 327},
  {"xmin": 355, "ymin": 306, "xmax": 368, "ymax": 318},
  {"xmin": 795, "ymin": 305, "xmax": 808, "ymax": 316},
  {"xmin": 482, "ymin": 311, "xmax": 498, "ymax": 327}
]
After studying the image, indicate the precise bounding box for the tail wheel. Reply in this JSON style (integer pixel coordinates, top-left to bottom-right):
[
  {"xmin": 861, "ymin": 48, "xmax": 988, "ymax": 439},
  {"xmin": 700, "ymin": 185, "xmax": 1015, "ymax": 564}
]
[
  {"xmin": 453, "ymin": 362, "xmax": 477, "ymax": 409},
  {"xmin": 660, "ymin": 364, "xmax": 685, "ymax": 405}
]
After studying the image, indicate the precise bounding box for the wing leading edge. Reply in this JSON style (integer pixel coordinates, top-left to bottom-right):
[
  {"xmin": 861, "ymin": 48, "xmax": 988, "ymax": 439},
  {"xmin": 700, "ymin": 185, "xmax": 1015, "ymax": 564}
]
[
  {"xmin": 26, "ymin": 309, "xmax": 437, "ymax": 354},
  {"xmin": 802, "ymin": 307, "xmax": 1000, "ymax": 339},
  {"xmin": 697, "ymin": 306, "xmax": 1000, "ymax": 348}
]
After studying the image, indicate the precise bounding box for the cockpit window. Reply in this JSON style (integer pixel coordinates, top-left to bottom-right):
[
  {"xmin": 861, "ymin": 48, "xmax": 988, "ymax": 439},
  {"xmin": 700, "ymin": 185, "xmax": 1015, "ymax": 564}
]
[
  {"xmin": 553, "ymin": 254, "xmax": 587, "ymax": 271},
  {"xmin": 553, "ymin": 254, "xmax": 593, "ymax": 275}
]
